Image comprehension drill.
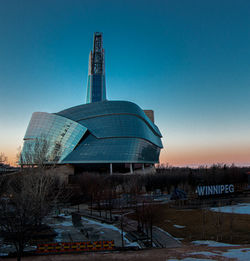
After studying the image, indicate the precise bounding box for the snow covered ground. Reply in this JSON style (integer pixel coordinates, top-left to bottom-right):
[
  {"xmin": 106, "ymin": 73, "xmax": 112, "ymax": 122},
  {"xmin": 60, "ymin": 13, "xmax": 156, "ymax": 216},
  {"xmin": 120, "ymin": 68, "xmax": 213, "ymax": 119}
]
[
  {"xmin": 190, "ymin": 251, "xmax": 218, "ymax": 257},
  {"xmin": 192, "ymin": 240, "xmax": 239, "ymax": 247},
  {"xmin": 173, "ymin": 224, "xmax": 186, "ymax": 229},
  {"xmin": 189, "ymin": 241, "xmax": 250, "ymax": 261},
  {"xmin": 167, "ymin": 247, "xmax": 250, "ymax": 261},
  {"xmin": 46, "ymin": 214, "xmax": 74, "ymax": 242},
  {"xmin": 166, "ymin": 257, "xmax": 211, "ymax": 261},
  {"xmin": 210, "ymin": 203, "xmax": 250, "ymax": 214},
  {"xmin": 222, "ymin": 248, "xmax": 250, "ymax": 260},
  {"xmin": 0, "ymin": 242, "xmax": 12, "ymax": 256}
]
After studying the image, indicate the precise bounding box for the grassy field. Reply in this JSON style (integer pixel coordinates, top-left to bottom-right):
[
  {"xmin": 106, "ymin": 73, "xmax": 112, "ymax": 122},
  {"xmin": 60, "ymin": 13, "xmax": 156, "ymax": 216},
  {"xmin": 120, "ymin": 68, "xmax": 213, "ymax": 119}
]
[{"xmin": 152, "ymin": 203, "xmax": 250, "ymax": 244}]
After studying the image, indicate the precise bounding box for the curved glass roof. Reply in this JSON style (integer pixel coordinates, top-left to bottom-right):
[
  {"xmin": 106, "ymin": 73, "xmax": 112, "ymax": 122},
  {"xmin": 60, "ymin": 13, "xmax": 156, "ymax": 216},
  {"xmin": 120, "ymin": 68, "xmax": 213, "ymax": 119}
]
[
  {"xmin": 56, "ymin": 100, "xmax": 162, "ymax": 138},
  {"xmin": 77, "ymin": 114, "xmax": 162, "ymax": 148}
]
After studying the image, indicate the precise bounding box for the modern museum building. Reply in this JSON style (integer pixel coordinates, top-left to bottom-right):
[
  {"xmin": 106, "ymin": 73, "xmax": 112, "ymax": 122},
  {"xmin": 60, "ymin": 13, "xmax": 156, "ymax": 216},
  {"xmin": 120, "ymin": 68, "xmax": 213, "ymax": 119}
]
[{"xmin": 21, "ymin": 33, "xmax": 163, "ymax": 174}]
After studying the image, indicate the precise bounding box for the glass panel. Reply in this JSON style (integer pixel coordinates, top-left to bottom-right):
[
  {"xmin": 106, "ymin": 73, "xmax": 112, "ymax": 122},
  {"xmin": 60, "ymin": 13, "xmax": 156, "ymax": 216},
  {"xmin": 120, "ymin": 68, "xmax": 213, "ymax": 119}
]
[
  {"xmin": 21, "ymin": 112, "xmax": 87, "ymax": 164},
  {"xmin": 62, "ymin": 134, "xmax": 160, "ymax": 164}
]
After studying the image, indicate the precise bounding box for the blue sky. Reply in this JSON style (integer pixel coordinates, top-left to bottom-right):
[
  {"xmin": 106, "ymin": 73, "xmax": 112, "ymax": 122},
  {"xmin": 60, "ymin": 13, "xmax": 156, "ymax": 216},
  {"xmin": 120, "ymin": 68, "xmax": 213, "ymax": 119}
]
[{"xmin": 0, "ymin": 0, "xmax": 250, "ymax": 166}]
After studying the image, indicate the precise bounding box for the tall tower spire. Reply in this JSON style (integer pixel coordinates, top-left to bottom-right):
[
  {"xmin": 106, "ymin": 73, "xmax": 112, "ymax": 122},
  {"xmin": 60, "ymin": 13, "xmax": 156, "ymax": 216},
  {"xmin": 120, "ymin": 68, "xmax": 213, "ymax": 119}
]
[{"xmin": 86, "ymin": 32, "xmax": 106, "ymax": 103}]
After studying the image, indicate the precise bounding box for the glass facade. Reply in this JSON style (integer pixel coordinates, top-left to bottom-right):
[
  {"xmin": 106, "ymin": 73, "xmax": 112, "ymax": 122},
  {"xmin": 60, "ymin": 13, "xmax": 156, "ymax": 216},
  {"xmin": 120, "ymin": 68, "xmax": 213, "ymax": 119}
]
[
  {"xmin": 57, "ymin": 100, "xmax": 163, "ymax": 164},
  {"xmin": 86, "ymin": 75, "xmax": 106, "ymax": 103},
  {"xmin": 21, "ymin": 112, "xmax": 87, "ymax": 164},
  {"xmin": 86, "ymin": 33, "xmax": 106, "ymax": 104},
  {"xmin": 62, "ymin": 134, "xmax": 160, "ymax": 164},
  {"xmin": 77, "ymin": 114, "xmax": 162, "ymax": 147},
  {"xmin": 21, "ymin": 101, "xmax": 162, "ymax": 165}
]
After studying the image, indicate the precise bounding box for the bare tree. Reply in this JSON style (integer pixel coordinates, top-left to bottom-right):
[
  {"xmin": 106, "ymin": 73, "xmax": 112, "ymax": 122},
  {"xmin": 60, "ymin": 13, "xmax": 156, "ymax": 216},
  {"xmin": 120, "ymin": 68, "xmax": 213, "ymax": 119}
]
[
  {"xmin": 120, "ymin": 208, "xmax": 125, "ymax": 248},
  {"xmin": 19, "ymin": 137, "xmax": 49, "ymax": 167},
  {"xmin": 78, "ymin": 173, "xmax": 101, "ymax": 216},
  {"xmin": 106, "ymin": 180, "xmax": 116, "ymax": 221},
  {"xmin": 0, "ymin": 152, "xmax": 8, "ymax": 164},
  {"xmin": 201, "ymin": 204, "xmax": 208, "ymax": 240},
  {"xmin": 19, "ymin": 135, "xmax": 62, "ymax": 168},
  {"xmin": 214, "ymin": 201, "xmax": 223, "ymax": 242},
  {"xmin": 0, "ymin": 170, "xmax": 65, "ymax": 261},
  {"xmin": 146, "ymin": 204, "xmax": 157, "ymax": 247},
  {"xmin": 138, "ymin": 201, "xmax": 158, "ymax": 247},
  {"xmin": 229, "ymin": 202, "xmax": 235, "ymax": 243}
]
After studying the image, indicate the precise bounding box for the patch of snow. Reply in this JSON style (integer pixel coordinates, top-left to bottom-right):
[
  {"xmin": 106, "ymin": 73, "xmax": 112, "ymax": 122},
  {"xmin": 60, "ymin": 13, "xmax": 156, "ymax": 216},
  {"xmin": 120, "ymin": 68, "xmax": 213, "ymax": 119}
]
[
  {"xmin": 53, "ymin": 214, "xmax": 71, "ymax": 219},
  {"xmin": 81, "ymin": 217, "xmax": 121, "ymax": 233},
  {"xmin": 174, "ymin": 237, "xmax": 184, "ymax": 241},
  {"xmin": 210, "ymin": 203, "xmax": 250, "ymax": 215},
  {"xmin": 181, "ymin": 257, "xmax": 211, "ymax": 261},
  {"xmin": 81, "ymin": 217, "xmax": 140, "ymax": 248},
  {"xmin": 166, "ymin": 257, "xmax": 211, "ymax": 261},
  {"xmin": 0, "ymin": 243, "xmax": 14, "ymax": 256},
  {"xmin": 54, "ymin": 228, "xmax": 64, "ymax": 242},
  {"xmin": 60, "ymin": 221, "xmax": 73, "ymax": 227},
  {"xmin": 222, "ymin": 248, "xmax": 250, "ymax": 261},
  {"xmin": 173, "ymin": 224, "xmax": 186, "ymax": 229},
  {"xmin": 192, "ymin": 240, "xmax": 239, "ymax": 247},
  {"xmin": 57, "ymin": 213, "xmax": 67, "ymax": 217},
  {"xmin": 0, "ymin": 244, "xmax": 12, "ymax": 248},
  {"xmin": 191, "ymin": 251, "xmax": 218, "ymax": 256},
  {"xmin": 125, "ymin": 240, "xmax": 140, "ymax": 247},
  {"xmin": 24, "ymin": 245, "xmax": 37, "ymax": 252},
  {"xmin": 65, "ymin": 215, "xmax": 71, "ymax": 218}
]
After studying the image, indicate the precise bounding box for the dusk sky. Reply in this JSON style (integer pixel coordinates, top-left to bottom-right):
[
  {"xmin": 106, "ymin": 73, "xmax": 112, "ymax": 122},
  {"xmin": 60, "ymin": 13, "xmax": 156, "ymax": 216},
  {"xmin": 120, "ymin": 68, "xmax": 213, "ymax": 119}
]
[{"xmin": 0, "ymin": 0, "xmax": 250, "ymax": 166}]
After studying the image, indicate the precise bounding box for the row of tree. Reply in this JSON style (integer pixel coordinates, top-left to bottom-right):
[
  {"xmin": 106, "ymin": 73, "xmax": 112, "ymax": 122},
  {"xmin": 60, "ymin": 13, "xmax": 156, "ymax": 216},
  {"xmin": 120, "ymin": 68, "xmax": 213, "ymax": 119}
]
[{"xmin": 72, "ymin": 164, "xmax": 249, "ymax": 205}]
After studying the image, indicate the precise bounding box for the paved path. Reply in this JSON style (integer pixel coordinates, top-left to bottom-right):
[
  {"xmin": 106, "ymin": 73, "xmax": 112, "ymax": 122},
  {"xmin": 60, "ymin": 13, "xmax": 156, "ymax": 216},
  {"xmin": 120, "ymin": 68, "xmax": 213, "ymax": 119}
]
[
  {"xmin": 76, "ymin": 206, "xmax": 181, "ymax": 248},
  {"xmin": 152, "ymin": 227, "xmax": 181, "ymax": 248}
]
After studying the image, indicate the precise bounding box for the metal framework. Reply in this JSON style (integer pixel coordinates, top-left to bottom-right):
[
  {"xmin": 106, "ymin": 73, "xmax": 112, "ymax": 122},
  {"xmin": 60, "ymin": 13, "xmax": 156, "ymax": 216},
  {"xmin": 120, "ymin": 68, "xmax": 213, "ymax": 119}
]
[{"xmin": 86, "ymin": 32, "xmax": 106, "ymax": 103}]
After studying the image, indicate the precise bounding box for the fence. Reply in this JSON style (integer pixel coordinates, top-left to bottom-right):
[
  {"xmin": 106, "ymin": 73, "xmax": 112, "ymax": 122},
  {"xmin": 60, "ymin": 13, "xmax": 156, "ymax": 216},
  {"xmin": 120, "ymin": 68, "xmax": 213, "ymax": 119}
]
[{"xmin": 36, "ymin": 240, "xmax": 115, "ymax": 254}]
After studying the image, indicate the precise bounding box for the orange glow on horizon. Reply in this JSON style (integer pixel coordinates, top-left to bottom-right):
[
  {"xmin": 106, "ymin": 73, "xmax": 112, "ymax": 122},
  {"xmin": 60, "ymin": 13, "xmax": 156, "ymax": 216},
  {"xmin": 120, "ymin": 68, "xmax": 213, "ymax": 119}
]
[{"xmin": 160, "ymin": 145, "xmax": 250, "ymax": 167}]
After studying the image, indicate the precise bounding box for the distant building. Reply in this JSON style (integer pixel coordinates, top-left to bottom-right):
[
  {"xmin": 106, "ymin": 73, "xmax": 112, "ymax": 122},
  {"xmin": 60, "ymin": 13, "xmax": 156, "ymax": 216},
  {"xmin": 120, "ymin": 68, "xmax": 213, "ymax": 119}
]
[{"xmin": 21, "ymin": 33, "xmax": 163, "ymax": 174}]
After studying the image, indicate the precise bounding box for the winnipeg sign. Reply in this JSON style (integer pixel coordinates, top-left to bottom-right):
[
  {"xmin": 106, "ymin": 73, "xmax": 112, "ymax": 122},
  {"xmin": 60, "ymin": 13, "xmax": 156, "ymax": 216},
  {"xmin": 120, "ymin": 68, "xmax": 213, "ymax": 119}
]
[{"xmin": 196, "ymin": 184, "xmax": 234, "ymax": 196}]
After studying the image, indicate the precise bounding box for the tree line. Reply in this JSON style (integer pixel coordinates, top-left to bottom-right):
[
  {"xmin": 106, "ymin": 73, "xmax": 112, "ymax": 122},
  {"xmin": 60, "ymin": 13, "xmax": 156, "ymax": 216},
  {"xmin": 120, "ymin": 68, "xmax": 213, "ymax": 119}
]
[{"xmin": 72, "ymin": 164, "xmax": 249, "ymax": 203}]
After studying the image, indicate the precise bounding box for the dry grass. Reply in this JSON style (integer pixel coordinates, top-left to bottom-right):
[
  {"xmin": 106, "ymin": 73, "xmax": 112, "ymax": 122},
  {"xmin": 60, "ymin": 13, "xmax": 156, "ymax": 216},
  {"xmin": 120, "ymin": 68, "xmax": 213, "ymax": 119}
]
[{"xmin": 152, "ymin": 204, "xmax": 250, "ymax": 244}]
